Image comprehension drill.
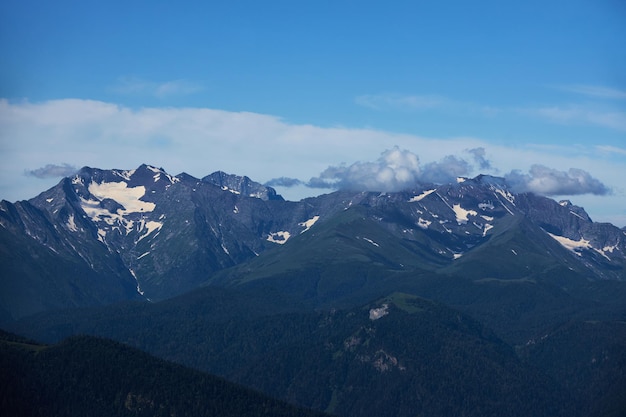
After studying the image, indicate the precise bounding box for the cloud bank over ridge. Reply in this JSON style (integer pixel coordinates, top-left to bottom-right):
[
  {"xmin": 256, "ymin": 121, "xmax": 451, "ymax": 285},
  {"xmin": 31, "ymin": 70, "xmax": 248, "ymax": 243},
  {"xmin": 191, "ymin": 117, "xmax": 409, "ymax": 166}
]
[
  {"xmin": 1, "ymin": 98, "xmax": 623, "ymax": 225},
  {"xmin": 268, "ymin": 147, "xmax": 610, "ymax": 198},
  {"xmin": 505, "ymin": 165, "xmax": 610, "ymax": 196}
]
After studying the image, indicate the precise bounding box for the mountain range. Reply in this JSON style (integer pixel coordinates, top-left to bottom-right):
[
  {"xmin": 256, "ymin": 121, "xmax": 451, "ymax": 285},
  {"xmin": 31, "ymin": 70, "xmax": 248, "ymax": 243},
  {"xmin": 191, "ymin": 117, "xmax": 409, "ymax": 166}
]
[
  {"xmin": 2, "ymin": 163, "xmax": 625, "ymax": 321},
  {"xmin": 2, "ymin": 164, "xmax": 626, "ymax": 416}
]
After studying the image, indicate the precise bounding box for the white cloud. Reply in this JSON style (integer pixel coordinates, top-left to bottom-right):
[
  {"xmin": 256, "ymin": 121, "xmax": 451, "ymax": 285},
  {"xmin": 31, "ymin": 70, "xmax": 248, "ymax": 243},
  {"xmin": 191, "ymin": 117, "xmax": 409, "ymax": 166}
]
[
  {"xmin": 556, "ymin": 85, "xmax": 626, "ymax": 100},
  {"xmin": 505, "ymin": 165, "xmax": 610, "ymax": 196},
  {"xmin": 0, "ymin": 98, "xmax": 625, "ymax": 226},
  {"xmin": 420, "ymin": 155, "xmax": 471, "ymax": 184},
  {"xmin": 308, "ymin": 147, "xmax": 423, "ymax": 191}
]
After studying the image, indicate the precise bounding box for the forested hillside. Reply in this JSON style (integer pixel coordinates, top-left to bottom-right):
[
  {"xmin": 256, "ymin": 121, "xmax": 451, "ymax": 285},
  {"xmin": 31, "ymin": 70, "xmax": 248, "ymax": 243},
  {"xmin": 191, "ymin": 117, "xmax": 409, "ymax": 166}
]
[{"xmin": 0, "ymin": 330, "xmax": 332, "ymax": 417}]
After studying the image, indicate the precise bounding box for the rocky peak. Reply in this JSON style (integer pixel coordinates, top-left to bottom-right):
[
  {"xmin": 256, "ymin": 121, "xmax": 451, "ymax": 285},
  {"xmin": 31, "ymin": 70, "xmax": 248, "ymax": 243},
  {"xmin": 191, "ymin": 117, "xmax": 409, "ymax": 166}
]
[{"xmin": 202, "ymin": 171, "xmax": 283, "ymax": 201}]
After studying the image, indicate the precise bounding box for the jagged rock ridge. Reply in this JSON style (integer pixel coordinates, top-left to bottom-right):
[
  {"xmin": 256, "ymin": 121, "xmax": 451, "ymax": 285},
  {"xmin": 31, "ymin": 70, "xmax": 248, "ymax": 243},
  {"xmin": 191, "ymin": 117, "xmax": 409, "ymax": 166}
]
[{"xmin": 1, "ymin": 165, "xmax": 625, "ymax": 321}]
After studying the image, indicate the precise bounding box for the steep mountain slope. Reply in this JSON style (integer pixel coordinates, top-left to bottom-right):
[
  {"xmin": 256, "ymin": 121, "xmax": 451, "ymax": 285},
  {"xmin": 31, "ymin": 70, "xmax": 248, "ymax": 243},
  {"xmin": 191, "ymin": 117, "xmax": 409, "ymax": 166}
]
[
  {"xmin": 0, "ymin": 199, "xmax": 141, "ymax": 320},
  {"xmin": 0, "ymin": 165, "xmax": 318, "ymax": 319},
  {"xmin": 206, "ymin": 186, "xmax": 626, "ymax": 343},
  {"xmin": 0, "ymin": 330, "xmax": 331, "ymax": 417},
  {"xmin": 1, "ymin": 165, "xmax": 625, "ymax": 323}
]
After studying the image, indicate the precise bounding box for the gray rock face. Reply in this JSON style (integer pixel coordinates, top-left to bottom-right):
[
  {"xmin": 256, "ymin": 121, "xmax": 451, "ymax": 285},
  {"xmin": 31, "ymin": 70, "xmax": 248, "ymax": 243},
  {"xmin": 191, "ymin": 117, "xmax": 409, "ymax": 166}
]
[{"xmin": 202, "ymin": 171, "xmax": 284, "ymax": 201}]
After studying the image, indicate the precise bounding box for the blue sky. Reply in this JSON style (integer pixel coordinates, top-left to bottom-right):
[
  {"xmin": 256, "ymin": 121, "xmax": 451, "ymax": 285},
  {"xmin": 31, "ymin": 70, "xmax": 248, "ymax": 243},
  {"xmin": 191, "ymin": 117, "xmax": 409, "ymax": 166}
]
[{"xmin": 1, "ymin": 0, "xmax": 625, "ymax": 225}]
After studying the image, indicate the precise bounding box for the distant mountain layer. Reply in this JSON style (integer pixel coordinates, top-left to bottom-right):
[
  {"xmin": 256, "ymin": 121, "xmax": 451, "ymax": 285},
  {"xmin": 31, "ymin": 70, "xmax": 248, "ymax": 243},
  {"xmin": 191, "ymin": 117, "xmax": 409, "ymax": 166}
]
[{"xmin": 1, "ymin": 164, "xmax": 624, "ymax": 321}]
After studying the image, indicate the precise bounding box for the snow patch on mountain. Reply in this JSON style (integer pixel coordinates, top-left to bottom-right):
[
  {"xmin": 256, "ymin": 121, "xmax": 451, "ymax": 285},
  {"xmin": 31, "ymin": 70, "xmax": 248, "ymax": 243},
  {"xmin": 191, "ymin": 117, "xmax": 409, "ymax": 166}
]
[
  {"xmin": 113, "ymin": 169, "xmax": 135, "ymax": 181},
  {"xmin": 88, "ymin": 182, "xmax": 156, "ymax": 213},
  {"xmin": 452, "ymin": 204, "xmax": 477, "ymax": 224},
  {"xmin": 129, "ymin": 268, "xmax": 144, "ymax": 296},
  {"xmin": 602, "ymin": 244, "xmax": 617, "ymax": 254},
  {"xmin": 79, "ymin": 181, "xmax": 159, "ymax": 240},
  {"xmin": 80, "ymin": 197, "xmax": 130, "ymax": 229},
  {"xmin": 409, "ymin": 189, "xmax": 436, "ymax": 202},
  {"xmin": 494, "ymin": 188, "xmax": 515, "ymax": 205},
  {"xmin": 146, "ymin": 165, "xmax": 180, "ymax": 184},
  {"xmin": 299, "ymin": 215, "xmax": 320, "ymax": 233},
  {"xmin": 267, "ymin": 231, "xmax": 291, "ymax": 244},
  {"xmin": 66, "ymin": 214, "xmax": 78, "ymax": 232},
  {"xmin": 137, "ymin": 220, "xmax": 163, "ymax": 242},
  {"xmin": 417, "ymin": 217, "xmax": 431, "ymax": 229},
  {"xmin": 547, "ymin": 232, "xmax": 592, "ymax": 256},
  {"xmin": 222, "ymin": 186, "xmax": 241, "ymax": 195},
  {"xmin": 361, "ymin": 237, "xmax": 380, "ymax": 247}
]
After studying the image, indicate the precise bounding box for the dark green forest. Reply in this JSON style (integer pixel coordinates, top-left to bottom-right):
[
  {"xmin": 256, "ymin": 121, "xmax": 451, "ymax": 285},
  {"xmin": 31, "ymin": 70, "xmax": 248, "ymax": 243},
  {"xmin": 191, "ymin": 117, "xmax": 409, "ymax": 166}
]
[
  {"xmin": 0, "ymin": 330, "xmax": 332, "ymax": 417},
  {"xmin": 8, "ymin": 291, "xmax": 626, "ymax": 417}
]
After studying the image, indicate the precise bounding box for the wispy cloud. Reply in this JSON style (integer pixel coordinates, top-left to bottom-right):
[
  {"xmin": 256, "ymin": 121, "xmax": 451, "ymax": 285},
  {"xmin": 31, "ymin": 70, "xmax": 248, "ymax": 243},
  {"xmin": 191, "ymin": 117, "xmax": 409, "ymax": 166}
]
[
  {"xmin": 355, "ymin": 94, "xmax": 448, "ymax": 111},
  {"xmin": 556, "ymin": 84, "xmax": 626, "ymax": 100},
  {"xmin": 358, "ymin": 90, "xmax": 626, "ymax": 132},
  {"xmin": 530, "ymin": 106, "xmax": 626, "ymax": 131},
  {"xmin": 596, "ymin": 145, "xmax": 626, "ymax": 156},
  {"xmin": 25, "ymin": 163, "xmax": 77, "ymax": 179},
  {"xmin": 525, "ymin": 84, "xmax": 626, "ymax": 131},
  {"xmin": 111, "ymin": 77, "xmax": 203, "ymax": 98},
  {"xmin": 355, "ymin": 92, "xmax": 510, "ymax": 119}
]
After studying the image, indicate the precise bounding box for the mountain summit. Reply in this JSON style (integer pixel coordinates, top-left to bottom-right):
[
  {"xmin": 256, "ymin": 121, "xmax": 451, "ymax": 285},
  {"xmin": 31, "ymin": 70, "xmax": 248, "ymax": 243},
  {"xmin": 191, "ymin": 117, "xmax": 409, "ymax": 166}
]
[{"xmin": 1, "ymin": 164, "xmax": 625, "ymax": 321}]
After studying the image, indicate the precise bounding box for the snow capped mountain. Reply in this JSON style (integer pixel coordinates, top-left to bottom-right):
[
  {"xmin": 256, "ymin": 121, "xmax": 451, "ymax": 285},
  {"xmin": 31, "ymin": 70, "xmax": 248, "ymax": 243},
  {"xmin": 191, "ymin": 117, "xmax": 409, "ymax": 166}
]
[{"xmin": 1, "ymin": 164, "xmax": 625, "ymax": 321}]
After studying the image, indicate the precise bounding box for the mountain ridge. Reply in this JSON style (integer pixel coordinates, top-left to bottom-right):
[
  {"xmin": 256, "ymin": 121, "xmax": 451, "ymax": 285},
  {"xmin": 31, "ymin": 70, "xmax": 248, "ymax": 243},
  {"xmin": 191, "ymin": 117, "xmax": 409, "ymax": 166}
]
[
  {"xmin": 1, "ymin": 164, "xmax": 625, "ymax": 321},
  {"xmin": 3, "ymin": 164, "xmax": 625, "ymax": 416}
]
